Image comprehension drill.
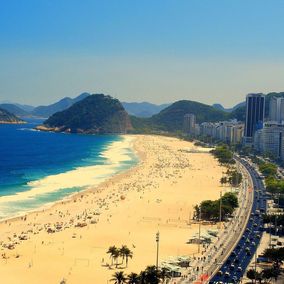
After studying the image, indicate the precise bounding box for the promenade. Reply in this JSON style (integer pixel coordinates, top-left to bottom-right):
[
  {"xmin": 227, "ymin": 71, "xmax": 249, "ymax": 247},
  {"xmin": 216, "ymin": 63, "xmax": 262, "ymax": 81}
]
[{"xmin": 175, "ymin": 157, "xmax": 255, "ymax": 284}]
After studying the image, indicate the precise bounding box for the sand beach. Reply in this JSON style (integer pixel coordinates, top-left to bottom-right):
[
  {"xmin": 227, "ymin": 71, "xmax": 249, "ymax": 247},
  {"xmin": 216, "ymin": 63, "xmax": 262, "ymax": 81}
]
[{"xmin": 0, "ymin": 135, "xmax": 226, "ymax": 284}]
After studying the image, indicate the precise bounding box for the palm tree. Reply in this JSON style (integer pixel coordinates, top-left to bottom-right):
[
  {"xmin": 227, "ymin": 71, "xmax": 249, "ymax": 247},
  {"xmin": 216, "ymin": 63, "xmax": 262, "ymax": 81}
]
[
  {"xmin": 144, "ymin": 265, "xmax": 160, "ymax": 284},
  {"xmin": 113, "ymin": 249, "xmax": 120, "ymax": 268},
  {"xmin": 247, "ymin": 269, "xmax": 256, "ymax": 284},
  {"xmin": 124, "ymin": 247, "xmax": 133, "ymax": 267},
  {"xmin": 119, "ymin": 245, "xmax": 128, "ymax": 265},
  {"xmin": 111, "ymin": 271, "xmax": 127, "ymax": 284},
  {"xmin": 118, "ymin": 245, "xmax": 133, "ymax": 267},
  {"xmin": 261, "ymin": 268, "xmax": 273, "ymax": 283},
  {"xmin": 139, "ymin": 270, "xmax": 147, "ymax": 284},
  {"xmin": 127, "ymin": 272, "xmax": 140, "ymax": 284},
  {"xmin": 107, "ymin": 246, "xmax": 118, "ymax": 266}
]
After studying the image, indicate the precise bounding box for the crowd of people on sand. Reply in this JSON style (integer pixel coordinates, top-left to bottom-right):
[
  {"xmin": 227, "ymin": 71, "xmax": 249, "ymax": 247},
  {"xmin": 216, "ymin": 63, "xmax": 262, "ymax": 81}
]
[{"xmin": 0, "ymin": 136, "xmax": 215, "ymax": 276}]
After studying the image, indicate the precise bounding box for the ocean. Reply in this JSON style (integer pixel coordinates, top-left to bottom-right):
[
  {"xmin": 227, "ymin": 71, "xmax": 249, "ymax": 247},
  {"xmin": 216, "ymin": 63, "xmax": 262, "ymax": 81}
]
[{"xmin": 0, "ymin": 119, "xmax": 138, "ymax": 219}]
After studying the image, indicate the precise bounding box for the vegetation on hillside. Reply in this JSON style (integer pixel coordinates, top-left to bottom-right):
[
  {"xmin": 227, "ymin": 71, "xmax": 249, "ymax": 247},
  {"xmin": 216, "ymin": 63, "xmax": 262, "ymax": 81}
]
[
  {"xmin": 229, "ymin": 105, "xmax": 246, "ymax": 121},
  {"xmin": 150, "ymin": 100, "xmax": 229, "ymax": 132},
  {"xmin": 43, "ymin": 94, "xmax": 132, "ymax": 134},
  {"xmin": 0, "ymin": 107, "xmax": 24, "ymax": 123}
]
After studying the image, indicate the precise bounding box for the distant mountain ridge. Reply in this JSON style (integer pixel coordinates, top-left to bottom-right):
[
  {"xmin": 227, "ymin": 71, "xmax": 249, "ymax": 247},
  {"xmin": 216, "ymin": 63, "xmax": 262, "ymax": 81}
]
[
  {"xmin": 0, "ymin": 108, "xmax": 25, "ymax": 124},
  {"xmin": 122, "ymin": 102, "xmax": 170, "ymax": 117},
  {"xmin": 38, "ymin": 94, "xmax": 132, "ymax": 134},
  {"xmin": 0, "ymin": 94, "xmax": 169, "ymax": 119},
  {"xmin": 212, "ymin": 102, "xmax": 246, "ymax": 112},
  {"xmin": 4, "ymin": 91, "xmax": 284, "ymax": 131},
  {"xmin": 32, "ymin": 92, "xmax": 90, "ymax": 117},
  {"xmin": 0, "ymin": 104, "xmax": 30, "ymax": 117}
]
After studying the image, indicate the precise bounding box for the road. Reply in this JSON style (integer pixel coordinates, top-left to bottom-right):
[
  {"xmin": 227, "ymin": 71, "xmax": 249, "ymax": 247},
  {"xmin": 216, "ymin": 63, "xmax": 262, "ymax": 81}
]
[
  {"xmin": 209, "ymin": 156, "xmax": 267, "ymax": 283},
  {"xmin": 177, "ymin": 158, "xmax": 255, "ymax": 283}
]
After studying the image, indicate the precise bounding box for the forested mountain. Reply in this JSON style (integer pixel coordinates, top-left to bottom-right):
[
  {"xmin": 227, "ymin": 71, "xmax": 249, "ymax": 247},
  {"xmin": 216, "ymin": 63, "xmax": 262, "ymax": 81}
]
[
  {"xmin": 38, "ymin": 94, "xmax": 132, "ymax": 134},
  {"xmin": 0, "ymin": 108, "xmax": 25, "ymax": 123}
]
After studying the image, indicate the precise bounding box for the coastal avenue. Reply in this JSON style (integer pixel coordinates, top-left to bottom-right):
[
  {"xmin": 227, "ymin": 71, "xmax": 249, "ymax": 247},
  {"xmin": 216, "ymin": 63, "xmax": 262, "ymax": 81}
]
[
  {"xmin": 177, "ymin": 157, "xmax": 254, "ymax": 283},
  {"xmin": 177, "ymin": 155, "xmax": 266, "ymax": 284},
  {"xmin": 209, "ymin": 156, "xmax": 266, "ymax": 283}
]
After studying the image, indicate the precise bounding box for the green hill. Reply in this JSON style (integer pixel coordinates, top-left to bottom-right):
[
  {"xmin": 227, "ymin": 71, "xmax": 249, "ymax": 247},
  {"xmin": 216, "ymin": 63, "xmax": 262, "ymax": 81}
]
[
  {"xmin": 0, "ymin": 108, "xmax": 25, "ymax": 124},
  {"xmin": 229, "ymin": 105, "xmax": 246, "ymax": 121},
  {"xmin": 147, "ymin": 100, "xmax": 229, "ymax": 132},
  {"xmin": 38, "ymin": 94, "xmax": 132, "ymax": 134}
]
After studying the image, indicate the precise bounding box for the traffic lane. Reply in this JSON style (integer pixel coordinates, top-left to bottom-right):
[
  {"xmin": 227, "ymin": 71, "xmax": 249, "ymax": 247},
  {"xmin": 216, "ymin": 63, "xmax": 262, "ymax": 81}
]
[{"xmin": 210, "ymin": 159, "xmax": 266, "ymax": 283}]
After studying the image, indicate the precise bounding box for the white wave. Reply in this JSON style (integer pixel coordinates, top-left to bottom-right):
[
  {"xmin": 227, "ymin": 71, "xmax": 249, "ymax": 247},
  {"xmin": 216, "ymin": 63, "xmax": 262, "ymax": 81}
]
[
  {"xmin": 0, "ymin": 136, "xmax": 136, "ymax": 205},
  {"xmin": 17, "ymin": 128, "xmax": 38, "ymax": 131}
]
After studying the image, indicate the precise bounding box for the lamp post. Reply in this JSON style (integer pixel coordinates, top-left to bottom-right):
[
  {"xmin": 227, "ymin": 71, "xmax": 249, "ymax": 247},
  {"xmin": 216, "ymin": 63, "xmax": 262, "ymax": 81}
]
[
  {"xmin": 219, "ymin": 190, "xmax": 222, "ymax": 229},
  {"xmin": 198, "ymin": 206, "xmax": 202, "ymax": 253},
  {"xmin": 156, "ymin": 231, "xmax": 160, "ymax": 270},
  {"xmin": 254, "ymin": 244, "xmax": 258, "ymax": 284}
]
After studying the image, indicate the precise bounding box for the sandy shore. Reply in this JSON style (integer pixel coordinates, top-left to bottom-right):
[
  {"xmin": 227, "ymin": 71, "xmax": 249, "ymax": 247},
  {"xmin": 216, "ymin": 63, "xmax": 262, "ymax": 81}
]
[{"xmin": 0, "ymin": 135, "xmax": 226, "ymax": 284}]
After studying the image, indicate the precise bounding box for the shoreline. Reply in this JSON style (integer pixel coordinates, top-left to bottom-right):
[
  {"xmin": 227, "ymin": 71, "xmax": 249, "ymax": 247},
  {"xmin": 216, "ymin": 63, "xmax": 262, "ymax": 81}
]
[
  {"xmin": 0, "ymin": 135, "xmax": 226, "ymax": 284},
  {"xmin": 0, "ymin": 121, "xmax": 26, "ymax": 124},
  {"xmin": 0, "ymin": 135, "xmax": 139, "ymax": 224}
]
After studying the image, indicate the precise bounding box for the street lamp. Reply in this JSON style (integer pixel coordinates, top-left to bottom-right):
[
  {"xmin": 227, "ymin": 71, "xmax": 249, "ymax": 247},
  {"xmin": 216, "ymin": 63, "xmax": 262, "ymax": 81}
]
[
  {"xmin": 156, "ymin": 231, "xmax": 160, "ymax": 270},
  {"xmin": 219, "ymin": 190, "xmax": 222, "ymax": 229},
  {"xmin": 198, "ymin": 206, "xmax": 202, "ymax": 253}
]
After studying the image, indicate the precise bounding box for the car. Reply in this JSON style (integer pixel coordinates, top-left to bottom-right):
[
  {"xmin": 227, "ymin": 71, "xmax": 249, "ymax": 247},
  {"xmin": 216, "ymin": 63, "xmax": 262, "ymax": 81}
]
[
  {"xmin": 217, "ymin": 270, "xmax": 223, "ymax": 276},
  {"xmin": 234, "ymin": 259, "xmax": 240, "ymax": 264},
  {"xmin": 224, "ymin": 272, "xmax": 230, "ymax": 278},
  {"xmin": 230, "ymin": 264, "xmax": 235, "ymax": 271},
  {"xmin": 237, "ymin": 266, "xmax": 242, "ymax": 272},
  {"xmin": 231, "ymin": 251, "xmax": 237, "ymax": 257},
  {"xmin": 236, "ymin": 244, "xmax": 241, "ymax": 250}
]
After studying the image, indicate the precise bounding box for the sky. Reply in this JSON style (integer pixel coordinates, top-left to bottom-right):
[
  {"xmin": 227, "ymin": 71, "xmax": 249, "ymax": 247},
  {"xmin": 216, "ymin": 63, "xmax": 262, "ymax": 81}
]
[{"xmin": 0, "ymin": 0, "xmax": 284, "ymax": 107}]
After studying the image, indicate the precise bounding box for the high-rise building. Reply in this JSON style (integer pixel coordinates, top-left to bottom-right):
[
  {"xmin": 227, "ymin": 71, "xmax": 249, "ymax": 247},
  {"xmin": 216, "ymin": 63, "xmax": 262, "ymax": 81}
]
[
  {"xmin": 269, "ymin": 97, "xmax": 284, "ymax": 123},
  {"xmin": 254, "ymin": 122, "xmax": 284, "ymax": 160},
  {"xmin": 199, "ymin": 121, "xmax": 244, "ymax": 144},
  {"xmin": 183, "ymin": 114, "xmax": 196, "ymax": 135},
  {"xmin": 244, "ymin": 93, "xmax": 265, "ymax": 144},
  {"xmin": 232, "ymin": 124, "xmax": 244, "ymax": 144}
]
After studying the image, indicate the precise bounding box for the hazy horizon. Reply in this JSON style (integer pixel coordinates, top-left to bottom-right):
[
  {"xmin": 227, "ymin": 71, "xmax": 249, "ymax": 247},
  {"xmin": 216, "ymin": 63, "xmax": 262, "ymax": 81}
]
[{"xmin": 1, "ymin": 0, "xmax": 284, "ymax": 108}]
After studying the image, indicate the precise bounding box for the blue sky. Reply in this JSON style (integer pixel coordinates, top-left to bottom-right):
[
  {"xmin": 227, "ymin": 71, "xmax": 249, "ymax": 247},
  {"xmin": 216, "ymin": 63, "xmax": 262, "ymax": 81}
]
[{"xmin": 0, "ymin": 0, "xmax": 284, "ymax": 107}]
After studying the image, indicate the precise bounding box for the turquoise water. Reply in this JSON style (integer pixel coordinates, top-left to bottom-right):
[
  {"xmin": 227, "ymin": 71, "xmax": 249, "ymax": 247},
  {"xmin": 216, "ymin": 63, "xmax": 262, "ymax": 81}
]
[{"xmin": 0, "ymin": 119, "xmax": 138, "ymax": 219}]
